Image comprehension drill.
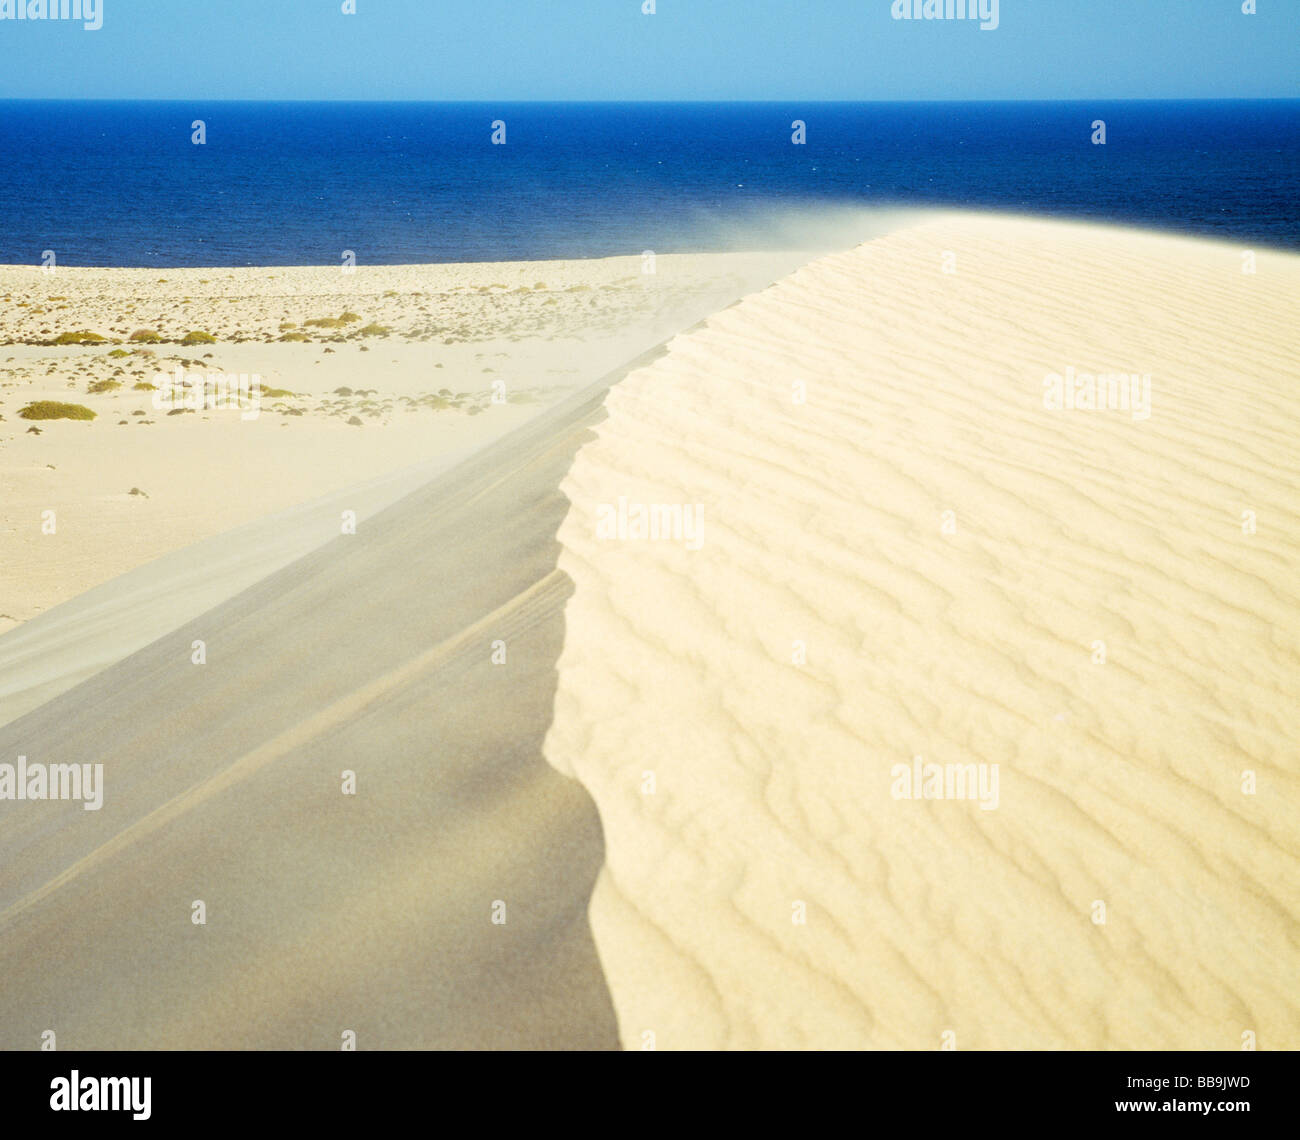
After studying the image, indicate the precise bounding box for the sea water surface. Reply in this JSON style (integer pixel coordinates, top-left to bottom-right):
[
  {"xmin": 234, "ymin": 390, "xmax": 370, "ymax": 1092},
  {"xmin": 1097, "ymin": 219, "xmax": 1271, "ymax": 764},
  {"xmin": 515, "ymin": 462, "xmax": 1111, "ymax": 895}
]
[{"xmin": 1, "ymin": 100, "xmax": 1297, "ymax": 265}]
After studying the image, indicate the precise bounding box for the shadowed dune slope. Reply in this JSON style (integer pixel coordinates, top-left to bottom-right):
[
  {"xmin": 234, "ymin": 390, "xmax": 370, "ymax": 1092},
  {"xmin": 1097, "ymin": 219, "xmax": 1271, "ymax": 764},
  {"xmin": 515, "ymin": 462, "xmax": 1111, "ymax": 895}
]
[{"xmin": 0, "ymin": 366, "xmax": 647, "ymax": 1049}]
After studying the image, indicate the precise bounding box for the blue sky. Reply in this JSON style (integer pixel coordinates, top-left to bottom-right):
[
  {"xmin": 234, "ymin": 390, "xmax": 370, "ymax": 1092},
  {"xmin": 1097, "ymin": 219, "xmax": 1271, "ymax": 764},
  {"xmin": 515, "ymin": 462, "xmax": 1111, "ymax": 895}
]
[{"xmin": 0, "ymin": 0, "xmax": 1294, "ymax": 101}]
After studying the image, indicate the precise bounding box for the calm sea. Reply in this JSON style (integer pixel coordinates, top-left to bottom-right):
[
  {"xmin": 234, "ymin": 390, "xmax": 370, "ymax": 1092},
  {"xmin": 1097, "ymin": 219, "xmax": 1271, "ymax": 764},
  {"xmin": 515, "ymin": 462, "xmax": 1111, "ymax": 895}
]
[{"xmin": 1, "ymin": 100, "xmax": 1297, "ymax": 266}]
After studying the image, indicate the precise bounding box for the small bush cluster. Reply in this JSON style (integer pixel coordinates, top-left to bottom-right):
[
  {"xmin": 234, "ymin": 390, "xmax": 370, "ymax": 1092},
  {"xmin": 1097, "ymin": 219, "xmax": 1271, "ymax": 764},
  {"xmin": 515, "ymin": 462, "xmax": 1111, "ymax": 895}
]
[{"xmin": 19, "ymin": 401, "xmax": 96, "ymax": 421}]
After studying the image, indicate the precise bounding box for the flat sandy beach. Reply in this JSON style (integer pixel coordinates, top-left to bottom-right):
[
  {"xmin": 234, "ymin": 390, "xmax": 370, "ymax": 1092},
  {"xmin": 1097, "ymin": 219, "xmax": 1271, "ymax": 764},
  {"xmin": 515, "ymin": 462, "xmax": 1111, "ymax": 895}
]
[{"xmin": 0, "ymin": 212, "xmax": 1297, "ymax": 1049}]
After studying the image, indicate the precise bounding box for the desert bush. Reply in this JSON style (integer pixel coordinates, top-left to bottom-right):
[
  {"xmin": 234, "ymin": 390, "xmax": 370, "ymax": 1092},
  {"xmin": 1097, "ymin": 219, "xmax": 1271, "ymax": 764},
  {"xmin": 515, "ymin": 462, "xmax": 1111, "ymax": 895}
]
[
  {"xmin": 19, "ymin": 401, "xmax": 96, "ymax": 421},
  {"xmin": 53, "ymin": 330, "xmax": 107, "ymax": 345}
]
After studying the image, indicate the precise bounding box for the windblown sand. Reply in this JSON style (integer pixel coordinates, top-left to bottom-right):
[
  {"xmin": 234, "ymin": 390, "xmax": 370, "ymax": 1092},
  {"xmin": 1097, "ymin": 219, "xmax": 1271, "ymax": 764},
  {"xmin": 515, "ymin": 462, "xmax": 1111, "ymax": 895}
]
[
  {"xmin": 0, "ymin": 252, "xmax": 805, "ymax": 633},
  {"xmin": 544, "ymin": 214, "xmax": 1300, "ymax": 1049},
  {"xmin": 1, "ymin": 213, "xmax": 1296, "ymax": 1050}
]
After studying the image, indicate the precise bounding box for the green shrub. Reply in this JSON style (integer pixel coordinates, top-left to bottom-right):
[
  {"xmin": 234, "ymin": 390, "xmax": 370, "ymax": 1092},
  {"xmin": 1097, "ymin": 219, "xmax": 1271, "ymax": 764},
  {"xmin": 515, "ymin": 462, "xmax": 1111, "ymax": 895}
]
[
  {"xmin": 88, "ymin": 379, "xmax": 122, "ymax": 394},
  {"xmin": 129, "ymin": 329, "xmax": 163, "ymax": 343},
  {"xmin": 107, "ymin": 348, "xmax": 130, "ymax": 358},
  {"xmin": 337, "ymin": 311, "xmax": 361, "ymax": 323},
  {"xmin": 19, "ymin": 401, "xmax": 96, "ymax": 421},
  {"xmin": 358, "ymin": 323, "xmax": 391, "ymax": 337},
  {"xmin": 53, "ymin": 330, "xmax": 107, "ymax": 345},
  {"xmin": 304, "ymin": 317, "xmax": 345, "ymax": 328},
  {"xmin": 278, "ymin": 331, "xmax": 310, "ymax": 342},
  {"xmin": 181, "ymin": 330, "xmax": 216, "ymax": 345}
]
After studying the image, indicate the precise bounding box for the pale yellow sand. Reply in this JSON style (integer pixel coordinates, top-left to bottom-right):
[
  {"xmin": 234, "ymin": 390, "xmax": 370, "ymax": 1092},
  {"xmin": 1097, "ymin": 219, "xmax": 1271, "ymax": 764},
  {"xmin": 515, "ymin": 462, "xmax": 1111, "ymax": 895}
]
[
  {"xmin": 3, "ymin": 214, "xmax": 1296, "ymax": 1051},
  {"xmin": 544, "ymin": 214, "xmax": 1300, "ymax": 1049},
  {"xmin": 0, "ymin": 252, "xmax": 811, "ymax": 632}
]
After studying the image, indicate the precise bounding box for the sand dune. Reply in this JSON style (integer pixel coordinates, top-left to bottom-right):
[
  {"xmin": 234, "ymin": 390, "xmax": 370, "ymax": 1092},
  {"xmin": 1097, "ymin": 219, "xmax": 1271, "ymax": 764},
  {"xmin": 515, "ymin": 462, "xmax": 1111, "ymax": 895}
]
[
  {"xmin": 0, "ymin": 364, "xmax": 643, "ymax": 1049},
  {"xmin": 0, "ymin": 248, "xmax": 821, "ymax": 1050},
  {"xmin": 1, "ymin": 213, "xmax": 1296, "ymax": 1050},
  {"xmin": 0, "ymin": 250, "xmax": 818, "ymax": 724},
  {"xmin": 0, "ymin": 454, "xmax": 467, "ymax": 730},
  {"xmin": 544, "ymin": 213, "xmax": 1300, "ymax": 1049}
]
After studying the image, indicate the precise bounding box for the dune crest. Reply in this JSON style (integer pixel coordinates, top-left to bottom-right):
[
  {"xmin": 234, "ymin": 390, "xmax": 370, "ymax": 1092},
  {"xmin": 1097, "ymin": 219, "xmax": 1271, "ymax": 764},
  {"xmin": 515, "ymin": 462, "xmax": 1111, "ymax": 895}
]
[{"xmin": 544, "ymin": 214, "xmax": 1300, "ymax": 1049}]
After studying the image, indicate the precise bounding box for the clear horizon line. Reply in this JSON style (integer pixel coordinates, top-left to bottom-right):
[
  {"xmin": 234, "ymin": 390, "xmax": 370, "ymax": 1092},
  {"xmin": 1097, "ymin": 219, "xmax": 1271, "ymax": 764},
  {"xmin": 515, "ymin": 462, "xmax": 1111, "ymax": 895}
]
[{"xmin": 1, "ymin": 95, "xmax": 1297, "ymax": 105}]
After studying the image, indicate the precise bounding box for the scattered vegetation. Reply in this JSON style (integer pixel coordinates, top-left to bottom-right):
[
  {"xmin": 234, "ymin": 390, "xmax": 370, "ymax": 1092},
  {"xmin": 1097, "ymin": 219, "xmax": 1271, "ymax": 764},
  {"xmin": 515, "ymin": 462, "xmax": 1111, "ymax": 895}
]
[
  {"xmin": 87, "ymin": 379, "xmax": 122, "ymax": 394},
  {"xmin": 19, "ymin": 401, "xmax": 96, "ymax": 421},
  {"xmin": 358, "ymin": 323, "xmax": 391, "ymax": 337},
  {"xmin": 129, "ymin": 329, "xmax": 163, "ymax": 343},
  {"xmin": 338, "ymin": 311, "xmax": 361, "ymax": 324},
  {"xmin": 278, "ymin": 331, "xmax": 310, "ymax": 342}
]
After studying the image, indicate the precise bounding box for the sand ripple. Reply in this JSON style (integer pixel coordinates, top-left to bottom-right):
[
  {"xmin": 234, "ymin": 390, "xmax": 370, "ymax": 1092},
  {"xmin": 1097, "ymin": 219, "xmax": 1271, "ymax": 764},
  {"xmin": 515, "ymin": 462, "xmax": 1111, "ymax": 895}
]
[{"xmin": 545, "ymin": 214, "xmax": 1300, "ymax": 1049}]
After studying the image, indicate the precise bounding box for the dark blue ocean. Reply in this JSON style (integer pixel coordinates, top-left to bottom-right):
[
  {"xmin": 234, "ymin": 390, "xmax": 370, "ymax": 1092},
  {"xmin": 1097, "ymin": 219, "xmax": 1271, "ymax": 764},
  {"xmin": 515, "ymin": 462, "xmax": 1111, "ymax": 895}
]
[{"xmin": 1, "ymin": 100, "xmax": 1297, "ymax": 266}]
